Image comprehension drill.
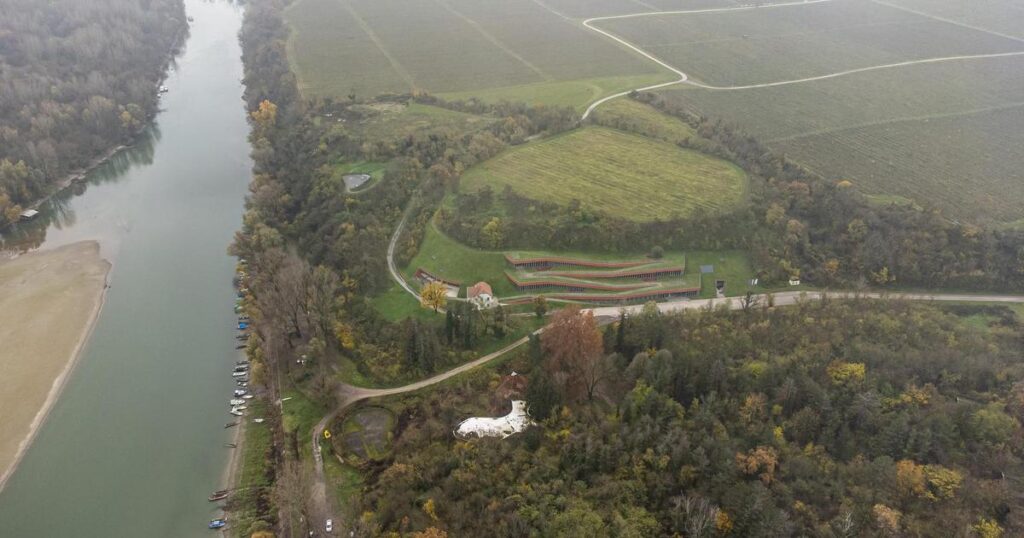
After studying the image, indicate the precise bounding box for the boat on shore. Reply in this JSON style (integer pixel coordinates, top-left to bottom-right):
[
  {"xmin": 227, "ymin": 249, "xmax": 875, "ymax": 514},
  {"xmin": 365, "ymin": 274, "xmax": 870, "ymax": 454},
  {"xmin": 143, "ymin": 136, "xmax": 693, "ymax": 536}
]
[
  {"xmin": 224, "ymin": 422, "xmax": 238, "ymax": 428},
  {"xmin": 208, "ymin": 490, "xmax": 229, "ymax": 502},
  {"xmin": 230, "ymin": 398, "xmax": 245, "ymax": 405},
  {"xmin": 208, "ymin": 518, "xmax": 226, "ymax": 529}
]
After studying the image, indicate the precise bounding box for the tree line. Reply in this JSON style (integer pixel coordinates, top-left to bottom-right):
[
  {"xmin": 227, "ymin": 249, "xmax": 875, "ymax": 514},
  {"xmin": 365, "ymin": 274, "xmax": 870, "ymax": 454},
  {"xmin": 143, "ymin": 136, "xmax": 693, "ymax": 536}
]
[
  {"xmin": 0, "ymin": 0, "xmax": 186, "ymax": 226},
  {"xmin": 353, "ymin": 300, "xmax": 1024, "ymax": 537}
]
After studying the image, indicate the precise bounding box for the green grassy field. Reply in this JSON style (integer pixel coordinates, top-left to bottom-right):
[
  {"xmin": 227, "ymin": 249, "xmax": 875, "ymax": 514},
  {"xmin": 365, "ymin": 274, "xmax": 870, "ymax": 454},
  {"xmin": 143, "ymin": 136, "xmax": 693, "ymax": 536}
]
[
  {"xmin": 284, "ymin": 0, "xmax": 658, "ymax": 105},
  {"xmin": 461, "ymin": 126, "xmax": 746, "ymax": 221},
  {"xmin": 439, "ymin": 73, "xmax": 672, "ymax": 112},
  {"xmin": 601, "ymin": 0, "xmax": 1023, "ymax": 87},
  {"xmin": 591, "ymin": 98, "xmax": 696, "ymax": 143}
]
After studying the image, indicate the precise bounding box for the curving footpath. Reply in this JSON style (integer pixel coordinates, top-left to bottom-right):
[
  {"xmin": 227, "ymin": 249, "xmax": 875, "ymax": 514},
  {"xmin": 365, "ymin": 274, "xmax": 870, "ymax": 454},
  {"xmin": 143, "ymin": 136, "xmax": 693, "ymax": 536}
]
[{"xmin": 307, "ymin": 289, "xmax": 1024, "ymax": 531}]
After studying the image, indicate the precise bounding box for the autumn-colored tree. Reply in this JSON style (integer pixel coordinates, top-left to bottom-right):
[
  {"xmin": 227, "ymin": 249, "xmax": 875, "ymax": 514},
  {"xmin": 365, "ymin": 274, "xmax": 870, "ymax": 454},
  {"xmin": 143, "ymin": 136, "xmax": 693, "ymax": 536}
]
[
  {"xmin": 251, "ymin": 99, "xmax": 278, "ymax": 134},
  {"xmin": 895, "ymin": 459, "xmax": 927, "ymax": 499},
  {"xmin": 420, "ymin": 282, "xmax": 448, "ymax": 312},
  {"xmin": 541, "ymin": 306, "xmax": 606, "ymax": 400},
  {"xmin": 872, "ymin": 504, "xmax": 901, "ymax": 536},
  {"xmin": 735, "ymin": 446, "xmax": 778, "ymax": 485},
  {"xmin": 974, "ymin": 518, "xmax": 1004, "ymax": 538},
  {"xmin": 411, "ymin": 528, "xmax": 447, "ymax": 538}
]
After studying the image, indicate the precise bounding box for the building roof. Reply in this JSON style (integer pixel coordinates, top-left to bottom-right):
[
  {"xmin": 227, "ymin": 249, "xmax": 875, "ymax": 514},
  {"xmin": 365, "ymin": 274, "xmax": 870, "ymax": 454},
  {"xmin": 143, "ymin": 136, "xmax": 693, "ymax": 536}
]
[{"xmin": 468, "ymin": 281, "xmax": 493, "ymax": 298}]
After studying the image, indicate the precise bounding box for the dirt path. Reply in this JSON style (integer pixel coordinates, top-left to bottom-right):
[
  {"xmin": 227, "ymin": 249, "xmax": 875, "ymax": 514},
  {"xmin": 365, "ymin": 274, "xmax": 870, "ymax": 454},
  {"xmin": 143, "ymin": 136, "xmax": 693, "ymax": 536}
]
[{"xmin": 568, "ymin": 0, "xmax": 1024, "ymax": 118}]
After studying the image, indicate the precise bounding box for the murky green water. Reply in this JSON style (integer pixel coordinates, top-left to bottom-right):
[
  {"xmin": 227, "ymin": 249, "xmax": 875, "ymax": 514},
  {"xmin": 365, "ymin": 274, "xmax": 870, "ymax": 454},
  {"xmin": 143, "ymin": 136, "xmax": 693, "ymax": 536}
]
[{"xmin": 0, "ymin": 1, "xmax": 252, "ymax": 536}]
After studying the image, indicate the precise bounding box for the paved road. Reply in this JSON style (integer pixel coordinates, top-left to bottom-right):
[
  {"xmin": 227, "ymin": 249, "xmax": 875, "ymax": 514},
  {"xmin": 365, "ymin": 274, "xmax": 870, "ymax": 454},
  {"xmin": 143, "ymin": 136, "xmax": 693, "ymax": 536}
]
[{"xmin": 307, "ymin": 289, "xmax": 1024, "ymax": 531}]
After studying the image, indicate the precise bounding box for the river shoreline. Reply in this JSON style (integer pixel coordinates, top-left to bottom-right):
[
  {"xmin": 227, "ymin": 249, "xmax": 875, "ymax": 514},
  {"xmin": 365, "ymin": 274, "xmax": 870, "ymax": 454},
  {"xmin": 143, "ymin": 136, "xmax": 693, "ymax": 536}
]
[{"xmin": 0, "ymin": 241, "xmax": 111, "ymax": 493}]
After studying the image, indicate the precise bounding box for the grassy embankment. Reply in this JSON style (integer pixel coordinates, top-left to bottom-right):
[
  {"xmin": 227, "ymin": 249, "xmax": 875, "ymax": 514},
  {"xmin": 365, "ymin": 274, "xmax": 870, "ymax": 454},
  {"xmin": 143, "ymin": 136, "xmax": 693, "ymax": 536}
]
[
  {"xmin": 460, "ymin": 126, "xmax": 747, "ymax": 221},
  {"xmin": 230, "ymin": 399, "xmax": 273, "ymax": 537}
]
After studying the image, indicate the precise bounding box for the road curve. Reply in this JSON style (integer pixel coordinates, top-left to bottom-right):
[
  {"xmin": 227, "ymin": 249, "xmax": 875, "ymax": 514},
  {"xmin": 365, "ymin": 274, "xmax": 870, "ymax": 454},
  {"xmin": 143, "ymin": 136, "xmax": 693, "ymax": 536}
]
[
  {"xmin": 575, "ymin": 0, "xmax": 1024, "ymax": 117},
  {"xmin": 387, "ymin": 209, "xmax": 420, "ymax": 300},
  {"xmin": 308, "ymin": 289, "xmax": 1024, "ymax": 530}
]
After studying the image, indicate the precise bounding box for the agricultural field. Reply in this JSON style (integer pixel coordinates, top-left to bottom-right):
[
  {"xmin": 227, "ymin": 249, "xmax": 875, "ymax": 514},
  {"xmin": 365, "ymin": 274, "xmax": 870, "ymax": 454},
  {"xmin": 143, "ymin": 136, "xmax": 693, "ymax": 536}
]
[
  {"xmin": 460, "ymin": 126, "xmax": 747, "ymax": 221},
  {"xmin": 599, "ymin": 0, "xmax": 1024, "ymax": 87},
  {"xmin": 882, "ymin": 0, "xmax": 1024, "ymax": 41},
  {"xmin": 664, "ymin": 54, "xmax": 1024, "ymax": 220},
  {"xmin": 284, "ymin": 0, "xmax": 659, "ymax": 106}
]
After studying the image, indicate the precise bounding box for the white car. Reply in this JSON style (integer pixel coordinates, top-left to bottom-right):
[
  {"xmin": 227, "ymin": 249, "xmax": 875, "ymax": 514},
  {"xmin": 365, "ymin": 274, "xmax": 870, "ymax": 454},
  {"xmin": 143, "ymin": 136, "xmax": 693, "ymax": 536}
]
[{"xmin": 325, "ymin": 519, "xmax": 333, "ymax": 533}]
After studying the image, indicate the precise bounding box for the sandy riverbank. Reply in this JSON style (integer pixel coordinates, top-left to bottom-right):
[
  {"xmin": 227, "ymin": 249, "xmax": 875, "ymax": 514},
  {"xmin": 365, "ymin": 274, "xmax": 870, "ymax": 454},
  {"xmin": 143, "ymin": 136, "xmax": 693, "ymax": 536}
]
[{"xmin": 0, "ymin": 241, "xmax": 111, "ymax": 491}]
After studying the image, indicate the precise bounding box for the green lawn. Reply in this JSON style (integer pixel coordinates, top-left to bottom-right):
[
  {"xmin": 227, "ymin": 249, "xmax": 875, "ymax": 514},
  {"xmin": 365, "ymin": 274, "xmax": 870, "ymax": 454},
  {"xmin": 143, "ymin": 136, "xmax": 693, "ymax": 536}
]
[
  {"xmin": 591, "ymin": 98, "xmax": 696, "ymax": 143},
  {"xmin": 461, "ymin": 126, "xmax": 747, "ymax": 221},
  {"xmin": 439, "ymin": 73, "xmax": 672, "ymax": 112},
  {"xmin": 402, "ymin": 223, "xmax": 514, "ymax": 296}
]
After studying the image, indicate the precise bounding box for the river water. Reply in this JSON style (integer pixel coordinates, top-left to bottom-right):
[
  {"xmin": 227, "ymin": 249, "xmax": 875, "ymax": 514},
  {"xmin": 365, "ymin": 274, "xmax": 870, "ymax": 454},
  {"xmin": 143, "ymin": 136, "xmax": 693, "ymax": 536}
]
[{"xmin": 0, "ymin": 1, "xmax": 252, "ymax": 536}]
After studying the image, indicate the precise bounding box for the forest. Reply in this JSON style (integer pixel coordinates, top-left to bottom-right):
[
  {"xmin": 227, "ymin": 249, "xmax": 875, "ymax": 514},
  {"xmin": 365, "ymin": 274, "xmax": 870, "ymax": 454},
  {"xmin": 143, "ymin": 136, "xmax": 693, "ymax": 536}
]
[
  {"xmin": 353, "ymin": 300, "xmax": 1024, "ymax": 537},
  {"xmin": 230, "ymin": 1, "xmax": 1024, "ymax": 536},
  {"xmin": 0, "ymin": 0, "xmax": 186, "ymax": 225}
]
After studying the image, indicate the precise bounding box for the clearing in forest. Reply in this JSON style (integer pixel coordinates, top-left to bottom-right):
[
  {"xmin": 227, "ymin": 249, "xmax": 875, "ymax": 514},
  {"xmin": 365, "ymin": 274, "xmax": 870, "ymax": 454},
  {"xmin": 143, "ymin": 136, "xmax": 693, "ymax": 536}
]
[{"xmin": 460, "ymin": 126, "xmax": 746, "ymax": 221}]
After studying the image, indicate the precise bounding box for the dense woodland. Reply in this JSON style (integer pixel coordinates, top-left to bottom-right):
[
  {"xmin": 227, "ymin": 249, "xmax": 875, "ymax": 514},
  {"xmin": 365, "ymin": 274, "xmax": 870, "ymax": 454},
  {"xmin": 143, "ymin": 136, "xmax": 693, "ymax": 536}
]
[
  {"xmin": 0, "ymin": 0, "xmax": 185, "ymax": 225},
  {"xmin": 232, "ymin": 0, "xmax": 1024, "ymax": 536},
  {"xmin": 355, "ymin": 301, "xmax": 1024, "ymax": 537}
]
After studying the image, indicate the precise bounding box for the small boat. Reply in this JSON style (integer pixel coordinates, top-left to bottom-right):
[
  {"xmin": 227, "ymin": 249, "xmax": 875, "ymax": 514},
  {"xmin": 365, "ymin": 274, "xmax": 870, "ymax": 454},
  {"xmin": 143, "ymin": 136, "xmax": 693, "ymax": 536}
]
[
  {"xmin": 242, "ymin": 394, "xmax": 254, "ymax": 400},
  {"xmin": 231, "ymin": 371, "xmax": 247, "ymax": 377},
  {"xmin": 224, "ymin": 443, "xmax": 237, "ymax": 449},
  {"xmin": 236, "ymin": 381, "xmax": 248, "ymax": 388},
  {"xmin": 233, "ymin": 389, "xmax": 248, "ymax": 397},
  {"xmin": 208, "ymin": 491, "xmax": 229, "ymax": 501},
  {"xmin": 235, "ymin": 360, "xmax": 249, "ymax": 366},
  {"xmin": 253, "ymin": 418, "xmax": 265, "ymax": 424},
  {"xmin": 224, "ymin": 422, "xmax": 238, "ymax": 429},
  {"xmin": 234, "ymin": 345, "xmax": 246, "ymax": 350},
  {"xmin": 158, "ymin": 85, "xmax": 169, "ymax": 94},
  {"xmin": 230, "ymin": 409, "xmax": 244, "ymax": 417},
  {"xmin": 235, "ymin": 335, "xmax": 247, "ymax": 340},
  {"xmin": 208, "ymin": 518, "xmax": 226, "ymax": 529},
  {"xmin": 231, "ymin": 405, "xmax": 248, "ymax": 412},
  {"xmin": 230, "ymin": 398, "xmax": 245, "ymax": 405},
  {"xmin": 237, "ymin": 323, "xmax": 248, "ymax": 330}
]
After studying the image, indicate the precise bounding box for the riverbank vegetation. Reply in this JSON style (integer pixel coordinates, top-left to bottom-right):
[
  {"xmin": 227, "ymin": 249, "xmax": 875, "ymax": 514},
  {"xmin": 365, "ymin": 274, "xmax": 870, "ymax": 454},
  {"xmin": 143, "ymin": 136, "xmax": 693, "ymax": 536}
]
[
  {"xmin": 354, "ymin": 300, "xmax": 1024, "ymax": 536},
  {"xmin": 0, "ymin": 0, "xmax": 187, "ymax": 226}
]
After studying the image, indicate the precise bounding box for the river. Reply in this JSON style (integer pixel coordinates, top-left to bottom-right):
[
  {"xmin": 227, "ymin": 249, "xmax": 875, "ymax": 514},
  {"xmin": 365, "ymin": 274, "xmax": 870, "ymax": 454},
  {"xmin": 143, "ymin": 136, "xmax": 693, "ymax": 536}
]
[{"xmin": 0, "ymin": 1, "xmax": 252, "ymax": 536}]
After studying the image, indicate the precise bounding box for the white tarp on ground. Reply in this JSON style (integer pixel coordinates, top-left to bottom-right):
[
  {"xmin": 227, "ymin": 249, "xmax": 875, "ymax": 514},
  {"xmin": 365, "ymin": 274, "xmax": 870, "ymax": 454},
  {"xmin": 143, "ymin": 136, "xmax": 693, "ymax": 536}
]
[{"xmin": 454, "ymin": 400, "xmax": 534, "ymax": 439}]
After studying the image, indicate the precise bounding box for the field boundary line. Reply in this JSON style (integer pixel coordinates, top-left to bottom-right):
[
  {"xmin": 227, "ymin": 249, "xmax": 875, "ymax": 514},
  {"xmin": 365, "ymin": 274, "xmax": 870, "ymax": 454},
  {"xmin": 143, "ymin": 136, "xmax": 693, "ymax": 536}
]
[
  {"xmin": 871, "ymin": 0, "xmax": 1024, "ymax": 44},
  {"xmin": 573, "ymin": 0, "xmax": 1024, "ymax": 117},
  {"xmin": 767, "ymin": 101, "xmax": 1024, "ymax": 143},
  {"xmin": 686, "ymin": 51, "xmax": 1024, "ymax": 90},
  {"xmin": 576, "ymin": 0, "xmax": 837, "ymax": 118},
  {"xmin": 433, "ymin": 0, "xmax": 553, "ymax": 82},
  {"xmin": 337, "ymin": 0, "xmax": 417, "ymax": 89}
]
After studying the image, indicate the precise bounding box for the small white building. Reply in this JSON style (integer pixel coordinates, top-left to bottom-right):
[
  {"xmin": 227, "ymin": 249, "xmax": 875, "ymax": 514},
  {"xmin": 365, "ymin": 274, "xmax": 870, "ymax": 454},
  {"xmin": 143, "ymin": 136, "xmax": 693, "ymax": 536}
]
[
  {"xmin": 454, "ymin": 400, "xmax": 534, "ymax": 439},
  {"xmin": 468, "ymin": 281, "xmax": 498, "ymax": 310},
  {"xmin": 19, "ymin": 209, "xmax": 39, "ymax": 221}
]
